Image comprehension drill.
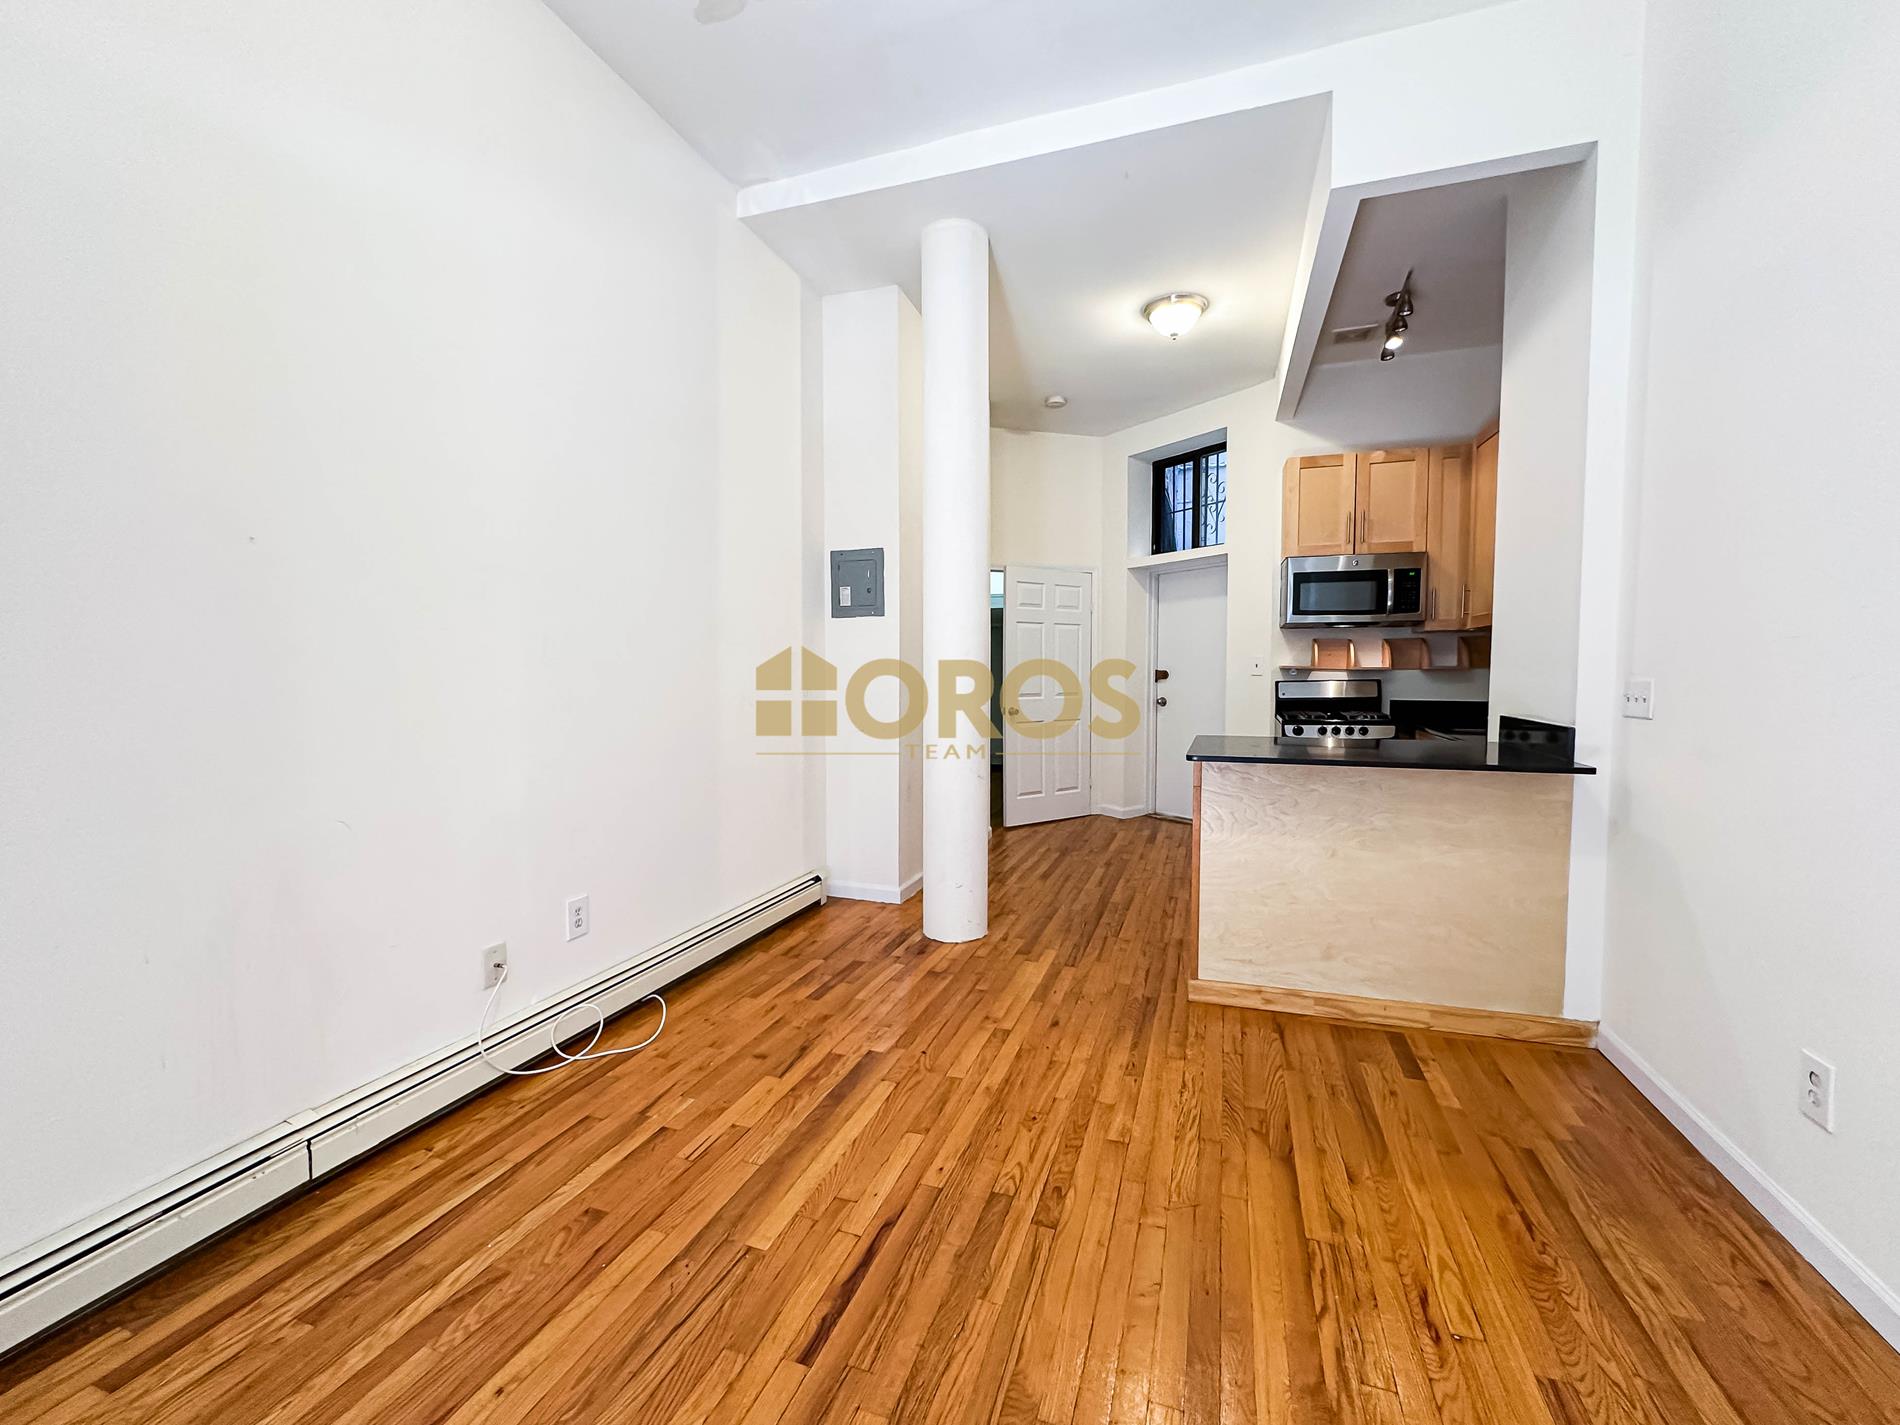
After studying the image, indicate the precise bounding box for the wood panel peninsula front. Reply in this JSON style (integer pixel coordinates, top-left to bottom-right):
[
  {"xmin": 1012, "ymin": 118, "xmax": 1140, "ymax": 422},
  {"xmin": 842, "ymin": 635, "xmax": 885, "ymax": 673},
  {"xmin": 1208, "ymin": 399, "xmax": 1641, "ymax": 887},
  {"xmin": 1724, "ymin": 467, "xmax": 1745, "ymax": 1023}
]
[{"xmin": 1186, "ymin": 724, "xmax": 1597, "ymax": 1045}]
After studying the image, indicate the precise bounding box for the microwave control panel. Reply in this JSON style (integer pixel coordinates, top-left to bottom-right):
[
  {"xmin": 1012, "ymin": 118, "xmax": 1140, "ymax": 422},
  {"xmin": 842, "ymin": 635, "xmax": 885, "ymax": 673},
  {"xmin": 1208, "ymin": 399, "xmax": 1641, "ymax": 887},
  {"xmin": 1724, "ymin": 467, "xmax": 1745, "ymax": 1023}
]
[{"xmin": 1391, "ymin": 566, "xmax": 1423, "ymax": 615}]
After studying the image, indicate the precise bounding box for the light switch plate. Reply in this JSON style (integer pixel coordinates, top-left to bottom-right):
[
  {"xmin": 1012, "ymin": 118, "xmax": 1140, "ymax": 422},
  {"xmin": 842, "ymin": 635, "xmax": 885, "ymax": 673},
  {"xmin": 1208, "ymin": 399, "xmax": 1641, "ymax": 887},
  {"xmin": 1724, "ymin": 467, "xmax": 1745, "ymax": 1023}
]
[
  {"xmin": 1249, "ymin": 657, "xmax": 1266, "ymax": 676},
  {"xmin": 1622, "ymin": 678, "xmax": 1655, "ymax": 719}
]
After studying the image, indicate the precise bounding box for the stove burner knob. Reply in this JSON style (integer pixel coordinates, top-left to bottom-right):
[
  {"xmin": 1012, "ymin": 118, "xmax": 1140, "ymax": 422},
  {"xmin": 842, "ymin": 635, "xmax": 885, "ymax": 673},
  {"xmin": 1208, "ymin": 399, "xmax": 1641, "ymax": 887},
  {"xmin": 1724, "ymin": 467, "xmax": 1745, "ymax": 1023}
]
[
  {"xmin": 1328, "ymin": 725, "xmax": 1341, "ymax": 736},
  {"xmin": 1355, "ymin": 726, "xmax": 1368, "ymax": 736},
  {"xmin": 1284, "ymin": 724, "xmax": 1303, "ymax": 736}
]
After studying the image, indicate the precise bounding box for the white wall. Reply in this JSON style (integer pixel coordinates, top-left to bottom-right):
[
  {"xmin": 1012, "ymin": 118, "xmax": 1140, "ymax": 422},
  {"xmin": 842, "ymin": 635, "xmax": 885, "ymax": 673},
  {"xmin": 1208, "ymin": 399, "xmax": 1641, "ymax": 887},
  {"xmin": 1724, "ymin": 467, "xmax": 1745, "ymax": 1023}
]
[
  {"xmin": 1489, "ymin": 162, "xmax": 1594, "ymax": 736},
  {"xmin": 1602, "ymin": 0, "xmax": 1900, "ymax": 1338},
  {"xmin": 820, "ymin": 288, "xmax": 923, "ymax": 902},
  {"xmin": 989, "ymin": 429, "xmax": 1105, "ymax": 570},
  {"xmin": 0, "ymin": 1, "xmax": 814, "ymax": 1260}
]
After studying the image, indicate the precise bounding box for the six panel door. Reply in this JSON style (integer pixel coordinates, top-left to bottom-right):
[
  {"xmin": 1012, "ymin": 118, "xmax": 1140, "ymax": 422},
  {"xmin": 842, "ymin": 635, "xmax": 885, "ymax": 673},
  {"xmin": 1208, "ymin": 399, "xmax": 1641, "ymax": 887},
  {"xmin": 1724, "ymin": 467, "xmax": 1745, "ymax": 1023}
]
[{"xmin": 1002, "ymin": 565, "xmax": 1093, "ymax": 828}]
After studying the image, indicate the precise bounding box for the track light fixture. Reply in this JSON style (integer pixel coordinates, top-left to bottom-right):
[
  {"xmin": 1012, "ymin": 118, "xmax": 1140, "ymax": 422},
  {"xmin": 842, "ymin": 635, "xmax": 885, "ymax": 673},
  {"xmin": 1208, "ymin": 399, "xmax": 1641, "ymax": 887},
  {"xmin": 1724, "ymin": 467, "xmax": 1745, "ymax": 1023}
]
[{"xmin": 1380, "ymin": 271, "xmax": 1414, "ymax": 362}]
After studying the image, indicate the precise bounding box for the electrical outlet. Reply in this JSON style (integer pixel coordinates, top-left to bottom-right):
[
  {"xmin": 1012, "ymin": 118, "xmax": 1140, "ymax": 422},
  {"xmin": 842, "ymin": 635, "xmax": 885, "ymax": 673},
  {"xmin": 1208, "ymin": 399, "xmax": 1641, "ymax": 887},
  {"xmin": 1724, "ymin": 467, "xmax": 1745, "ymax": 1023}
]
[
  {"xmin": 1622, "ymin": 678, "xmax": 1655, "ymax": 720},
  {"xmin": 483, "ymin": 942, "xmax": 508, "ymax": 991},
  {"xmin": 1801, "ymin": 1051, "xmax": 1835, "ymax": 1131},
  {"xmin": 565, "ymin": 894, "xmax": 590, "ymax": 942}
]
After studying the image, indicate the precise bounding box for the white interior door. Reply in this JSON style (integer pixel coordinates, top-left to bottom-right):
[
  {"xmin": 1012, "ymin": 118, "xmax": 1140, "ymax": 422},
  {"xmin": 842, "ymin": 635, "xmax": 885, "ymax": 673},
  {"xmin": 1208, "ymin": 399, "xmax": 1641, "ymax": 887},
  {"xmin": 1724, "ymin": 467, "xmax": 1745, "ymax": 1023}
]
[
  {"xmin": 1002, "ymin": 565, "xmax": 1092, "ymax": 827},
  {"xmin": 1152, "ymin": 565, "xmax": 1227, "ymax": 819}
]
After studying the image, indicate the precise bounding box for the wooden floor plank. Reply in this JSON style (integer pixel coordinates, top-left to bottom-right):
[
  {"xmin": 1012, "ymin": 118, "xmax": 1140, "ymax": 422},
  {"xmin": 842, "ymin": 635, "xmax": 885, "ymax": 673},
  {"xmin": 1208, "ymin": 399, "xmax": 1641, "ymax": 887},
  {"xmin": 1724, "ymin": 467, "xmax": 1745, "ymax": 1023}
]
[{"xmin": 4, "ymin": 814, "xmax": 1895, "ymax": 1425}]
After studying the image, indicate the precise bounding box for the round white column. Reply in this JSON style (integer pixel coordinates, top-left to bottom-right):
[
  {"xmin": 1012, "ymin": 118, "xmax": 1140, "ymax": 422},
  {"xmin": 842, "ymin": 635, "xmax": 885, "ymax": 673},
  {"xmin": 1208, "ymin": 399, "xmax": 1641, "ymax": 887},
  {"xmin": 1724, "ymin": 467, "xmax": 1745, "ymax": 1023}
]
[{"xmin": 921, "ymin": 218, "xmax": 991, "ymax": 943}]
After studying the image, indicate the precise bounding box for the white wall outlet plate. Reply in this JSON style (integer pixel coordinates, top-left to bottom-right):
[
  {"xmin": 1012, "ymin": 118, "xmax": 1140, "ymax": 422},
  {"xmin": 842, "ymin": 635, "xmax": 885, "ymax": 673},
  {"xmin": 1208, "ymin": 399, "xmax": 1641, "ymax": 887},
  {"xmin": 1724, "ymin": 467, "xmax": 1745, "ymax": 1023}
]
[
  {"xmin": 1622, "ymin": 677, "xmax": 1655, "ymax": 719},
  {"xmin": 483, "ymin": 942, "xmax": 508, "ymax": 991},
  {"xmin": 565, "ymin": 894, "xmax": 590, "ymax": 942},
  {"xmin": 1801, "ymin": 1050, "xmax": 1835, "ymax": 1132}
]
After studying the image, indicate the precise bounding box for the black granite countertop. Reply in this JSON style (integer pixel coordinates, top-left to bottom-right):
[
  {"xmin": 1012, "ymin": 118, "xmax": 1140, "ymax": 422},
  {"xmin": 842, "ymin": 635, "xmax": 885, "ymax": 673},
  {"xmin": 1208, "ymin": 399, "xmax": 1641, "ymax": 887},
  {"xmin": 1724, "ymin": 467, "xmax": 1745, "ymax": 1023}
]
[{"xmin": 1187, "ymin": 722, "xmax": 1596, "ymax": 776}]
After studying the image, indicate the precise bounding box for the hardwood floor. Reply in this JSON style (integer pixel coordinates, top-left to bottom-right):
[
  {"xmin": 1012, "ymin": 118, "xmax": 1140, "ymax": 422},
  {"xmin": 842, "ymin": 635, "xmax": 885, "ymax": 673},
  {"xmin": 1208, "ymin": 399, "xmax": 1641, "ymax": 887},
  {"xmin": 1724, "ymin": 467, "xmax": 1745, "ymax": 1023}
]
[{"xmin": 5, "ymin": 815, "xmax": 1897, "ymax": 1424}]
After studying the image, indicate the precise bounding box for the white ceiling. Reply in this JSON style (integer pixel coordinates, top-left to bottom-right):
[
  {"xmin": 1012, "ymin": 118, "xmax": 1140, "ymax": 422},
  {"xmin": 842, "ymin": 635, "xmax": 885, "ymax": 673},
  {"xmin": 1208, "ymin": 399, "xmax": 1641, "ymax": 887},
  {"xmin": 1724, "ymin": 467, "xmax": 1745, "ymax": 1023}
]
[
  {"xmin": 541, "ymin": 0, "xmax": 1510, "ymax": 186},
  {"xmin": 1314, "ymin": 175, "xmax": 1510, "ymax": 367},
  {"xmin": 746, "ymin": 98, "xmax": 1330, "ymax": 435}
]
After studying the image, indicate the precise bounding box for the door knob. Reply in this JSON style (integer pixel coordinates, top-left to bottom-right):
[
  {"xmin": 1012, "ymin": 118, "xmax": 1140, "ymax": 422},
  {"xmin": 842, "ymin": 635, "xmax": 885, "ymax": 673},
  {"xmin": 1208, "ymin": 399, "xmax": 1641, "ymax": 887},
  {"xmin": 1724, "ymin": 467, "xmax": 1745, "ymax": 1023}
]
[
  {"xmin": 1005, "ymin": 706, "xmax": 1021, "ymax": 716},
  {"xmin": 1155, "ymin": 696, "xmax": 1168, "ymax": 707}
]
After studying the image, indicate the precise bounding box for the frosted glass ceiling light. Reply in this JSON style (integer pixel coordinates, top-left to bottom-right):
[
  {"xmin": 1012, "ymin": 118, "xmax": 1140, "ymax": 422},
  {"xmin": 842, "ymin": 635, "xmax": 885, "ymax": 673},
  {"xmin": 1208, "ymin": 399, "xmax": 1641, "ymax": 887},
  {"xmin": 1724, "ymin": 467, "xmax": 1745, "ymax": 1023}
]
[{"xmin": 1142, "ymin": 292, "xmax": 1209, "ymax": 341}]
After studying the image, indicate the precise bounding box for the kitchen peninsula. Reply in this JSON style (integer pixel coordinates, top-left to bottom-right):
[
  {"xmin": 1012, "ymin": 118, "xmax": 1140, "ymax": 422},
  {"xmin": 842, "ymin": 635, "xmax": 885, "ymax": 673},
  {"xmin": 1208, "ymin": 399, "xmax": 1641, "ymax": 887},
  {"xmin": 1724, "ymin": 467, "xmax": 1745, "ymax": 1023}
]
[{"xmin": 1186, "ymin": 718, "xmax": 1597, "ymax": 1044}]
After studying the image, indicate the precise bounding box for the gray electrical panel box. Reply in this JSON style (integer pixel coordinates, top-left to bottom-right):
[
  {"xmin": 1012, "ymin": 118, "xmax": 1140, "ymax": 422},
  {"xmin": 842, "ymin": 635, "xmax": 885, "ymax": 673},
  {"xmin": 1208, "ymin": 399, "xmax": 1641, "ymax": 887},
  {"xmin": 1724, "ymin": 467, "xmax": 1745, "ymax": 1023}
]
[{"xmin": 830, "ymin": 547, "xmax": 885, "ymax": 617}]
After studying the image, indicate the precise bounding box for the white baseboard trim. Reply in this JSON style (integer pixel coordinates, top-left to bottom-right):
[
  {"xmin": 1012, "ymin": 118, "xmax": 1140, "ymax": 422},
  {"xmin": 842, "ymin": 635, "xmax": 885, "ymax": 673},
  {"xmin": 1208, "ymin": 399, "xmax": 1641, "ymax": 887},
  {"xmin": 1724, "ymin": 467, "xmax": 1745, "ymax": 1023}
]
[
  {"xmin": 824, "ymin": 872, "xmax": 920, "ymax": 904},
  {"xmin": 1091, "ymin": 803, "xmax": 1150, "ymax": 820},
  {"xmin": 0, "ymin": 871, "xmax": 824, "ymax": 1358},
  {"xmin": 1598, "ymin": 1028, "xmax": 1900, "ymax": 1350}
]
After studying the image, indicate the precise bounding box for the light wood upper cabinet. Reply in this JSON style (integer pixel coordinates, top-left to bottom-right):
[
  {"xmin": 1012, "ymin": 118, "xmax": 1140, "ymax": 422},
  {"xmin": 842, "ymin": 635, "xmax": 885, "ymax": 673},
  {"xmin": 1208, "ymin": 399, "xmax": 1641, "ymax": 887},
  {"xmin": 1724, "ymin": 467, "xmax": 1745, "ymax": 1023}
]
[
  {"xmin": 1464, "ymin": 428, "xmax": 1499, "ymax": 628},
  {"xmin": 1283, "ymin": 436, "xmax": 1498, "ymax": 627},
  {"xmin": 1424, "ymin": 444, "xmax": 1471, "ymax": 629},
  {"xmin": 1281, "ymin": 454, "xmax": 1355, "ymax": 557},
  {"xmin": 1354, "ymin": 448, "xmax": 1431, "ymax": 554}
]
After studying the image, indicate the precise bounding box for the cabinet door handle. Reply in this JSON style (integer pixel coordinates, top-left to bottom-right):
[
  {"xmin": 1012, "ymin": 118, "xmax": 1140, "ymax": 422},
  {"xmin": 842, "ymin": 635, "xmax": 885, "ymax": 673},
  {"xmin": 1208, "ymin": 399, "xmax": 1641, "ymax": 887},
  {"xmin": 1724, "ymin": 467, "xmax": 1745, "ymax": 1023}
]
[
  {"xmin": 1361, "ymin": 510, "xmax": 1370, "ymax": 545},
  {"xmin": 1343, "ymin": 511, "xmax": 1352, "ymax": 548},
  {"xmin": 1430, "ymin": 588, "xmax": 1438, "ymax": 620},
  {"xmin": 1461, "ymin": 584, "xmax": 1469, "ymax": 618}
]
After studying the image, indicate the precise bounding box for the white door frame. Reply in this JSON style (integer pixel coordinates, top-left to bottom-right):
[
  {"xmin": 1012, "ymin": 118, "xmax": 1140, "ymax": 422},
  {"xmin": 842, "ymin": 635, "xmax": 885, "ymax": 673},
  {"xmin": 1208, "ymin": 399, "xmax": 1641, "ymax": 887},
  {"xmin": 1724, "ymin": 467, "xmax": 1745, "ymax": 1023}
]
[
  {"xmin": 1145, "ymin": 561, "xmax": 1228, "ymax": 818},
  {"xmin": 1144, "ymin": 574, "xmax": 1161, "ymax": 816},
  {"xmin": 1000, "ymin": 563, "xmax": 1096, "ymax": 827}
]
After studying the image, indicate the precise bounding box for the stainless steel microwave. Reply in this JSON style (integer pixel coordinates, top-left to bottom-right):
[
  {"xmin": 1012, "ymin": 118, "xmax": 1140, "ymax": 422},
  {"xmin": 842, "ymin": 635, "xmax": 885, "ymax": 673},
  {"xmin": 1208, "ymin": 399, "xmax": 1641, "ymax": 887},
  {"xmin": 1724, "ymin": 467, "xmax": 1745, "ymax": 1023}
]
[{"xmin": 1281, "ymin": 552, "xmax": 1427, "ymax": 627}]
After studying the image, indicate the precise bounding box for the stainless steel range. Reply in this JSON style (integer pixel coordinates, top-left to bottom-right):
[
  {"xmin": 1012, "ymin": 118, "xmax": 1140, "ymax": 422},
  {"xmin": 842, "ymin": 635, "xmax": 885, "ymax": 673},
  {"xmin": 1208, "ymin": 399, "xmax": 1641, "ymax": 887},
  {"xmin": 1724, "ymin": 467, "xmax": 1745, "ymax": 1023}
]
[{"xmin": 1274, "ymin": 678, "xmax": 1396, "ymax": 746}]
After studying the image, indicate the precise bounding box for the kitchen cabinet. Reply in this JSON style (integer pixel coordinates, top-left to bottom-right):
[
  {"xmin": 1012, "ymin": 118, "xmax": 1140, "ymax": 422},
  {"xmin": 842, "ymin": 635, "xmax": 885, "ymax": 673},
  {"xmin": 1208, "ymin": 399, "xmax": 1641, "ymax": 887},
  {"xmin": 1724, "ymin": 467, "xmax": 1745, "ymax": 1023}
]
[
  {"xmin": 1465, "ymin": 428, "xmax": 1499, "ymax": 628},
  {"xmin": 1282, "ymin": 449, "xmax": 1431, "ymax": 559},
  {"xmin": 1424, "ymin": 444, "xmax": 1471, "ymax": 629},
  {"xmin": 1282, "ymin": 437, "xmax": 1497, "ymax": 631},
  {"xmin": 1281, "ymin": 454, "xmax": 1355, "ymax": 557},
  {"xmin": 1354, "ymin": 448, "xmax": 1431, "ymax": 553}
]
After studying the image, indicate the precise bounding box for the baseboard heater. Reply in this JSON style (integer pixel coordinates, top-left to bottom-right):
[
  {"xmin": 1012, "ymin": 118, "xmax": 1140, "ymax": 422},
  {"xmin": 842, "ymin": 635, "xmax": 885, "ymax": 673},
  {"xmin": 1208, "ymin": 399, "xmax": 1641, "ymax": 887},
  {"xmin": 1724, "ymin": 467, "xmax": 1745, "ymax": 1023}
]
[{"xmin": 0, "ymin": 871, "xmax": 825, "ymax": 1357}]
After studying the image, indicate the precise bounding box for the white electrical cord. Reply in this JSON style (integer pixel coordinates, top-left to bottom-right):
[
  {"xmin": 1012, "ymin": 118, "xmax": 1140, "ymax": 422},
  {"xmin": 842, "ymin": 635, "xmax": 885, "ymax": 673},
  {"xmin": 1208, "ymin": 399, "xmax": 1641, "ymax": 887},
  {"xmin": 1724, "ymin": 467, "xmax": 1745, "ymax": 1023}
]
[{"xmin": 476, "ymin": 962, "xmax": 666, "ymax": 1076}]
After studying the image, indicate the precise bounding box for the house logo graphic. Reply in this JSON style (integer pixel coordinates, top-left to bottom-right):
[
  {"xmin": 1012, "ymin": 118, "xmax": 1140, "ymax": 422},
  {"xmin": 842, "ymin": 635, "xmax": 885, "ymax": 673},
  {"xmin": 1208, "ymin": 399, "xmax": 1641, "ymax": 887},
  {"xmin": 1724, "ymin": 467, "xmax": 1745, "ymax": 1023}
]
[{"xmin": 753, "ymin": 646, "xmax": 839, "ymax": 736}]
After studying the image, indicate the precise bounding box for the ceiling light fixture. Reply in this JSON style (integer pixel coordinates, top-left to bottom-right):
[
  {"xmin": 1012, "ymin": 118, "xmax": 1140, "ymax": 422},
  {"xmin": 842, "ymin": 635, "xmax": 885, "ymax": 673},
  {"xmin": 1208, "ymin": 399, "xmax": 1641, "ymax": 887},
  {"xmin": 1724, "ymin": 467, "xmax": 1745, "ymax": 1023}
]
[
  {"xmin": 1380, "ymin": 271, "xmax": 1414, "ymax": 362},
  {"xmin": 1142, "ymin": 292, "xmax": 1209, "ymax": 341},
  {"xmin": 1043, "ymin": 394, "xmax": 1068, "ymax": 409}
]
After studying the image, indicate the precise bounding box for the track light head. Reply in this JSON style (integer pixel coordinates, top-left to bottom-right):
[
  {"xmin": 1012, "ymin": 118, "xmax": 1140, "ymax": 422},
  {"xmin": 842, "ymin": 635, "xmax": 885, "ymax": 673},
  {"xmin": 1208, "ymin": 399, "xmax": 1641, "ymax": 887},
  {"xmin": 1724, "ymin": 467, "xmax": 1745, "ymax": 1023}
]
[{"xmin": 1380, "ymin": 269, "xmax": 1415, "ymax": 363}]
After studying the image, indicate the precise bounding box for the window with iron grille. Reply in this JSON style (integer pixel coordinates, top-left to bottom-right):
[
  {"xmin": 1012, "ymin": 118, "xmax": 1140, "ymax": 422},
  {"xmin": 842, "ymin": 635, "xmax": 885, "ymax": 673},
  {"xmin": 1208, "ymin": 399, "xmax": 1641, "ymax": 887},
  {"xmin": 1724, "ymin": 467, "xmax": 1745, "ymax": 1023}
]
[{"xmin": 1150, "ymin": 443, "xmax": 1227, "ymax": 554}]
